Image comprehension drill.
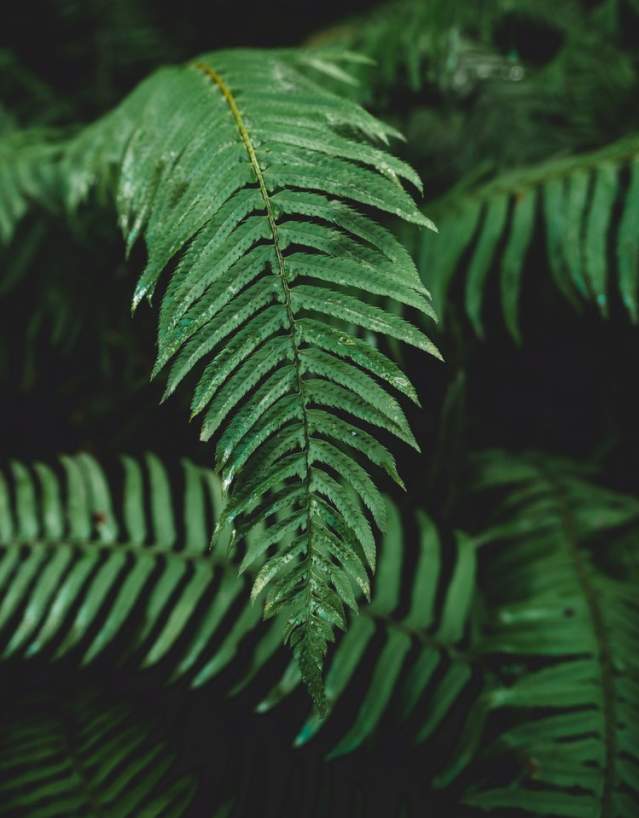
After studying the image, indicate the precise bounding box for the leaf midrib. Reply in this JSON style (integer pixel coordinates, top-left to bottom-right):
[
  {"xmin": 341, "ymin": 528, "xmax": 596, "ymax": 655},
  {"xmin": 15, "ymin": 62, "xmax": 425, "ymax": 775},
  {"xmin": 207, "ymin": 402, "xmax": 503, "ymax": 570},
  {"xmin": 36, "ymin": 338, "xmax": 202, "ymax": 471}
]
[
  {"xmin": 60, "ymin": 703, "xmax": 110, "ymax": 818},
  {"xmin": 1, "ymin": 539, "xmax": 232, "ymax": 565},
  {"xmin": 537, "ymin": 463, "xmax": 617, "ymax": 815},
  {"xmin": 432, "ymin": 137, "xmax": 639, "ymax": 216},
  {"xmin": 192, "ymin": 59, "xmax": 319, "ymax": 619},
  {"xmin": 2, "ymin": 538, "xmax": 468, "ymax": 656}
]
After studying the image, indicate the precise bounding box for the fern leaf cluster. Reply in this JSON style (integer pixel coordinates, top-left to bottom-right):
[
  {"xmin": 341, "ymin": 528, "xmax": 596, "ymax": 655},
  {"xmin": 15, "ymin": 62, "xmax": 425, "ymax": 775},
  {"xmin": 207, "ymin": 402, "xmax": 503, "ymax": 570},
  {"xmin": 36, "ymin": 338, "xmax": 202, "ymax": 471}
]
[
  {"xmin": 2, "ymin": 449, "xmax": 638, "ymax": 811},
  {"xmin": 62, "ymin": 48, "xmax": 439, "ymax": 709},
  {"xmin": 0, "ymin": 453, "xmax": 477, "ymax": 760},
  {"xmin": 459, "ymin": 453, "xmax": 639, "ymax": 816},
  {"xmin": 306, "ymin": 0, "xmax": 455, "ymax": 96},
  {"xmin": 0, "ymin": 680, "xmax": 426, "ymax": 818},
  {"xmin": 0, "ymin": 453, "xmax": 278, "ymax": 689},
  {"xmin": 286, "ymin": 505, "xmax": 477, "ymax": 757},
  {"xmin": 414, "ymin": 136, "xmax": 639, "ymax": 338},
  {"xmin": 0, "ymin": 686, "xmax": 196, "ymax": 818},
  {"xmin": 0, "ymin": 129, "xmax": 63, "ymax": 245},
  {"xmin": 306, "ymin": 0, "xmax": 544, "ymax": 100},
  {"xmin": 4, "ymin": 7, "xmax": 639, "ymax": 811}
]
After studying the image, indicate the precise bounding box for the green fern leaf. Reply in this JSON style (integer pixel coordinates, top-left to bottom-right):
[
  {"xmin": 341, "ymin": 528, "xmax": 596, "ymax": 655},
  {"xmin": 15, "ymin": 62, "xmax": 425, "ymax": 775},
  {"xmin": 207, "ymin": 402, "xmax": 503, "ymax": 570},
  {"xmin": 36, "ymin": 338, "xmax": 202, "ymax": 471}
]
[
  {"xmin": 465, "ymin": 192, "xmax": 508, "ymax": 338},
  {"xmin": 0, "ymin": 454, "xmax": 479, "ymax": 765},
  {"xmin": 0, "ymin": 686, "xmax": 196, "ymax": 817},
  {"xmin": 415, "ymin": 135, "xmax": 639, "ymax": 336},
  {"xmin": 0, "ymin": 129, "xmax": 63, "ymax": 246},
  {"xmin": 618, "ymin": 157, "xmax": 639, "ymax": 320},
  {"xmin": 457, "ymin": 453, "xmax": 639, "ymax": 817},
  {"xmin": 64, "ymin": 48, "xmax": 439, "ymax": 709},
  {"xmin": 0, "ymin": 454, "xmax": 228, "ymax": 670}
]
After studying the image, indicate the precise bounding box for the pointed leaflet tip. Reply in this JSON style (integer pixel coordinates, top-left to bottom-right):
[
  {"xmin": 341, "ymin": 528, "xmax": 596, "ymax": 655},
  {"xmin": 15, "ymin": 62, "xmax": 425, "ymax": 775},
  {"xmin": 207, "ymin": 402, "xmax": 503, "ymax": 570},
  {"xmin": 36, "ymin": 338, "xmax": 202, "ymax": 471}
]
[
  {"xmin": 131, "ymin": 284, "xmax": 149, "ymax": 315},
  {"xmin": 394, "ymin": 473, "xmax": 407, "ymax": 492},
  {"xmin": 321, "ymin": 48, "xmax": 377, "ymax": 67},
  {"xmin": 150, "ymin": 352, "xmax": 169, "ymax": 384},
  {"xmin": 294, "ymin": 708, "xmax": 327, "ymax": 747}
]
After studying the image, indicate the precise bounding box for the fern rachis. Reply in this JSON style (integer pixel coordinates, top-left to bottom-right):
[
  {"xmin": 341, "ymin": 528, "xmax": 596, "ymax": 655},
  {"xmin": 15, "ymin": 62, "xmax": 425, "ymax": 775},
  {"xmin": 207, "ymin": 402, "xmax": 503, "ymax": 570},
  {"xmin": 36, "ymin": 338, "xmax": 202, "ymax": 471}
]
[{"xmin": 61, "ymin": 49, "xmax": 440, "ymax": 709}]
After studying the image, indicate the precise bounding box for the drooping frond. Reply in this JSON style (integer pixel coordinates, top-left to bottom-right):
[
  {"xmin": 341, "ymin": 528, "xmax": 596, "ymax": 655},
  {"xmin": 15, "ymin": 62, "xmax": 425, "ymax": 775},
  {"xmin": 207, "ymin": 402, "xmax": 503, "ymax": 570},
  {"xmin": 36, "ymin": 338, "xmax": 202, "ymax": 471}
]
[
  {"xmin": 454, "ymin": 452, "xmax": 639, "ymax": 817},
  {"xmin": 0, "ymin": 454, "xmax": 478, "ymax": 762},
  {"xmin": 266, "ymin": 502, "xmax": 479, "ymax": 760},
  {"xmin": 63, "ymin": 48, "xmax": 439, "ymax": 709},
  {"xmin": 414, "ymin": 135, "xmax": 639, "ymax": 338},
  {"xmin": 0, "ymin": 685, "xmax": 196, "ymax": 817},
  {"xmin": 0, "ymin": 129, "xmax": 63, "ymax": 246}
]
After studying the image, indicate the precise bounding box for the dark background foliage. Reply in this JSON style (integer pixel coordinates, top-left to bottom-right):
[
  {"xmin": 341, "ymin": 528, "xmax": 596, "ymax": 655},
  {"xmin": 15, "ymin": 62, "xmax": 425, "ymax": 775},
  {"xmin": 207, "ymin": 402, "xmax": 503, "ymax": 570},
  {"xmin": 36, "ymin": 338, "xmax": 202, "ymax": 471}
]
[{"xmin": 2, "ymin": 1, "xmax": 639, "ymax": 815}]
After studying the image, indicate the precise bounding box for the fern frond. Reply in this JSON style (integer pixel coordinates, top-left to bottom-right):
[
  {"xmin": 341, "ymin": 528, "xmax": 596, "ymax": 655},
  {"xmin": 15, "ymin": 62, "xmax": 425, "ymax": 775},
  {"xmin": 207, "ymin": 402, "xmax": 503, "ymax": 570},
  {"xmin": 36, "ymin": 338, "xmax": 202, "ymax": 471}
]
[
  {"xmin": 1, "ymin": 673, "xmax": 436, "ymax": 818},
  {"xmin": 0, "ymin": 685, "xmax": 196, "ymax": 817},
  {"xmin": 0, "ymin": 129, "xmax": 63, "ymax": 245},
  {"xmin": 0, "ymin": 453, "xmax": 279, "ymax": 687},
  {"xmin": 454, "ymin": 452, "xmax": 639, "ymax": 817},
  {"xmin": 63, "ymin": 48, "xmax": 439, "ymax": 709},
  {"xmin": 415, "ymin": 135, "xmax": 639, "ymax": 338},
  {"xmin": 0, "ymin": 454, "xmax": 480, "ymax": 763}
]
